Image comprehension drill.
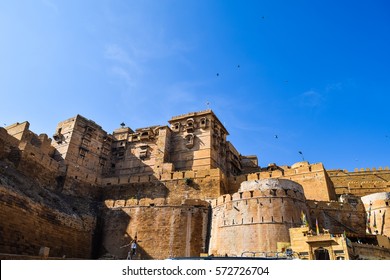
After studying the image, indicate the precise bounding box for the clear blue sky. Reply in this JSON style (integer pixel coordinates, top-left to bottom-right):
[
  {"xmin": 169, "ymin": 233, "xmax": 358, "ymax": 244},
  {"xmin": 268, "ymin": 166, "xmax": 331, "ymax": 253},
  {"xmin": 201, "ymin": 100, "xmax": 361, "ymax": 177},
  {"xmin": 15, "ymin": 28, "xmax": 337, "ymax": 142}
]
[{"xmin": 1, "ymin": 0, "xmax": 389, "ymax": 171}]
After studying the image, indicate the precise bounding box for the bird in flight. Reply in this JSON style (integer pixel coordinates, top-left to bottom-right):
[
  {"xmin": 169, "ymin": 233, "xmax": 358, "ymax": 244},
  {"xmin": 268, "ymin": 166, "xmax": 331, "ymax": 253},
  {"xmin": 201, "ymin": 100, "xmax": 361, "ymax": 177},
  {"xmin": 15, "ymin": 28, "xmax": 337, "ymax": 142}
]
[{"xmin": 274, "ymin": 135, "xmax": 278, "ymax": 139}]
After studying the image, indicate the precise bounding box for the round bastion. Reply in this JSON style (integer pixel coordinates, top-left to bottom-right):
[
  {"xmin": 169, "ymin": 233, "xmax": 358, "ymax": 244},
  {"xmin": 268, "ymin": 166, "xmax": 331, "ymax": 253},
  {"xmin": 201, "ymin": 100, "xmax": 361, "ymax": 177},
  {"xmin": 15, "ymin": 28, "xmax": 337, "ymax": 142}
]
[
  {"xmin": 209, "ymin": 178, "xmax": 309, "ymax": 256},
  {"xmin": 361, "ymin": 192, "xmax": 390, "ymax": 237}
]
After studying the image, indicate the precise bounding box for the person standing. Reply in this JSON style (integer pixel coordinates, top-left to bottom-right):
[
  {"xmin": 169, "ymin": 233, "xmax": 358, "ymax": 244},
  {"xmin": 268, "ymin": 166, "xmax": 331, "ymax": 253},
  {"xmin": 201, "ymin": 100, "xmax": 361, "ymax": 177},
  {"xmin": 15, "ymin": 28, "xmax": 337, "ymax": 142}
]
[
  {"xmin": 130, "ymin": 239, "xmax": 137, "ymax": 259},
  {"xmin": 120, "ymin": 238, "xmax": 138, "ymax": 260}
]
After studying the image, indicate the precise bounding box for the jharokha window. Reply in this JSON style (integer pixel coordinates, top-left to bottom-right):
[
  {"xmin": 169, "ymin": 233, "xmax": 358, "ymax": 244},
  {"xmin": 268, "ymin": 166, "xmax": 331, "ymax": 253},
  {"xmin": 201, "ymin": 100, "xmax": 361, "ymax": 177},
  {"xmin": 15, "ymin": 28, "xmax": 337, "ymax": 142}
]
[
  {"xmin": 200, "ymin": 117, "xmax": 208, "ymax": 129},
  {"xmin": 185, "ymin": 134, "xmax": 195, "ymax": 149},
  {"xmin": 172, "ymin": 122, "xmax": 180, "ymax": 131},
  {"xmin": 186, "ymin": 118, "xmax": 195, "ymax": 133}
]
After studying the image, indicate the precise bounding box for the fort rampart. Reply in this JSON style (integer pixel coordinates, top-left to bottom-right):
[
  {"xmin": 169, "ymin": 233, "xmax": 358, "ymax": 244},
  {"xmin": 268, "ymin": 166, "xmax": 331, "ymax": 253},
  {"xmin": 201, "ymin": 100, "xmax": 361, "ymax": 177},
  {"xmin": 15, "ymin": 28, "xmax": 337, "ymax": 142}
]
[
  {"xmin": 0, "ymin": 185, "xmax": 95, "ymax": 258},
  {"xmin": 306, "ymin": 199, "xmax": 366, "ymax": 235},
  {"xmin": 209, "ymin": 179, "xmax": 309, "ymax": 256},
  {"xmin": 228, "ymin": 162, "xmax": 336, "ymax": 201},
  {"xmin": 361, "ymin": 192, "xmax": 390, "ymax": 237},
  {"xmin": 0, "ymin": 125, "xmax": 98, "ymax": 259},
  {"xmin": 328, "ymin": 168, "xmax": 390, "ymax": 197},
  {"xmin": 2, "ymin": 112, "xmax": 390, "ymax": 260},
  {"xmin": 100, "ymin": 198, "xmax": 209, "ymax": 259}
]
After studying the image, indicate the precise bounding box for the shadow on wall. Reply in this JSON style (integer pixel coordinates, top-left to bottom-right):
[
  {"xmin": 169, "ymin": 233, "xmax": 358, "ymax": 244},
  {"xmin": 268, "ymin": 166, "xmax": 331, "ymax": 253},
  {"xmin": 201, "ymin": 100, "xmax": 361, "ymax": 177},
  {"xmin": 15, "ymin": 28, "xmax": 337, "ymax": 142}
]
[
  {"xmin": 101, "ymin": 143, "xmax": 171, "ymax": 200},
  {"xmin": 97, "ymin": 161, "xmax": 167, "ymax": 260},
  {"xmin": 96, "ymin": 207, "xmax": 150, "ymax": 260},
  {"xmin": 170, "ymin": 133, "xmax": 205, "ymax": 172}
]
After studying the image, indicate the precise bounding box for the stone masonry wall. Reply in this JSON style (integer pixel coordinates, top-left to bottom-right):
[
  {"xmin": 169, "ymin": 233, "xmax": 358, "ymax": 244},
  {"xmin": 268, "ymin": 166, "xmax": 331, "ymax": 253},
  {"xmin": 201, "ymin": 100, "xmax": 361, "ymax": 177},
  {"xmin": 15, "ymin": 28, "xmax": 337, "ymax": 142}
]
[
  {"xmin": 0, "ymin": 128, "xmax": 98, "ymax": 259},
  {"xmin": 100, "ymin": 199, "xmax": 209, "ymax": 259},
  {"xmin": 209, "ymin": 179, "xmax": 309, "ymax": 256},
  {"xmin": 101, "ymin": 168, "xmax": 227, "ymax": 204},
  {"xmin": 307, "ymin": 199, "xmax": 366, "ymax": 235},
  {"xmin": 350, "ymin": 242, "xmax": 390, "ymax": 260},
  {"xmin": 0, "ymin": 185, "xmax": 95, "ymax": 258},
  {"xmin": 228, "ymin": 162, "xmax": 336, "ymax": 202},
  {"xmin": 328, "ymin": 168, "xmax": 390, "ymax": 197}
]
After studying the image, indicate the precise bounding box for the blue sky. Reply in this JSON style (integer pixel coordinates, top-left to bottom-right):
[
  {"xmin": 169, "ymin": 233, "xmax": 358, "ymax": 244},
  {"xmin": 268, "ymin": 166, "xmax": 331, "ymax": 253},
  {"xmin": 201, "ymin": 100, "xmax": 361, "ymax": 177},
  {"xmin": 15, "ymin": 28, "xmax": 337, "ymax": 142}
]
[{"xmin": 1, "ymin": 0, "xmax": 389, "ymax": 171}]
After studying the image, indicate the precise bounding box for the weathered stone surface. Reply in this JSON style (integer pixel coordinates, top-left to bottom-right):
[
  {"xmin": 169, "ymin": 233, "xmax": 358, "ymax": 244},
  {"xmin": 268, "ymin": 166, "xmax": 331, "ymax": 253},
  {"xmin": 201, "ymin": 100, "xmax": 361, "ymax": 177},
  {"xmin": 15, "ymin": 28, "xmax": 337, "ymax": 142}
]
[
  {"xmin": 1, "ymin": 110, "xmax": 389, "ymax": 260},
  {"xmin": 209, "ymin": 179, "xmax": 309, "ymax": 256}
]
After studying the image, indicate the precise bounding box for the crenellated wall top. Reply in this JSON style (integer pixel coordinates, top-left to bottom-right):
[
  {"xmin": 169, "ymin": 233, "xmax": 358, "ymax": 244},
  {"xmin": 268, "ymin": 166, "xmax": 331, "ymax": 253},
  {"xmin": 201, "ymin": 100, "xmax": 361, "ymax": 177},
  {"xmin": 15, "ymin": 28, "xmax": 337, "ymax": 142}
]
[
  {"xmin": 361, "ymin": 192, "xmax": 390, "ymax": 204},
  {"xmin": 239, "ymin": 178, "xmax": 304, "ymax": 194},
  {"xmin": 306, "ymin": 199, "xmax": 364, "ymax": 211},
  {"xmin": 328, "ymin": 167, "xmax": 390, "ymax": 175}
]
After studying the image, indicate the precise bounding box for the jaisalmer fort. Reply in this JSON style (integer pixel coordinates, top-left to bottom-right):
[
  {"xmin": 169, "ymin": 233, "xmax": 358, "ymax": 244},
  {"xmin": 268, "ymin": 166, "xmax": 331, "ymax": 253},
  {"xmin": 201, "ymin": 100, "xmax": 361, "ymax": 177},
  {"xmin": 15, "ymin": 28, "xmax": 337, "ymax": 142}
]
[{"xmin": 1, "ymin": 109, "xmax": 389, "ymax": 260}]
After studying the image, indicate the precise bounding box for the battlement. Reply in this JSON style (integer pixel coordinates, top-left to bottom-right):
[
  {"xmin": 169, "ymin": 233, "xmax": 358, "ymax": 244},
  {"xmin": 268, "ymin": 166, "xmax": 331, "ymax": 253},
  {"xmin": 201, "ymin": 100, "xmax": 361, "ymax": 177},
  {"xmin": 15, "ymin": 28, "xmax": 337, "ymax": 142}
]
[
  {"xmin": 244, "ymin": 162, "xmax": 326, "ymax": 181},
  {"xmin": 74, "ymin": 114, "xmax": 103, "ymax": 131},
  {"xmin": 228, "ymin": 162, "xmax": 334, "ymax": 201},
  {"xmin": 212, "ymin": 179, "xmax": 306, "ymax": 207},
  {"xmin": 65, "ymin": 164, "xmax": 101, "ymax": 186},
  {"xmin": 329, "ymin": 167, "xmax": 390, "ymax": 197},
  {"xmin": 18, "ymin": 142, "xmax": 62, "ymax": 172},
  {"xmin": 328, "ymin": 167, "xmax": 390, "ymax": 175},
  {"xmin": 105, "ymin": 197, "xmax": 209, "ymax": 208},
  {"xmin": 3, "ymin": 111, "xmax": 390, "ymax": 260},
  {"xmin": 101, "ymin": 168, "xmax": 224, "ymax": 186},
  {"xmin": 361, "ymin": 192, "xmax": 390, "ymax": 204},
  {"xmin": 0, "ymin": 126, "xmax": 65, "ymax": 174},
  {"xmin": 306, "ymin": 199, "xmax": 364, "ymax": 212},
  {"xmin": 0, "ymin": 127, "xmax": 20, "ymax": 148},
  {"xmin": 170, "ymin": 109, "xmax": 213, "ymax": 121}
]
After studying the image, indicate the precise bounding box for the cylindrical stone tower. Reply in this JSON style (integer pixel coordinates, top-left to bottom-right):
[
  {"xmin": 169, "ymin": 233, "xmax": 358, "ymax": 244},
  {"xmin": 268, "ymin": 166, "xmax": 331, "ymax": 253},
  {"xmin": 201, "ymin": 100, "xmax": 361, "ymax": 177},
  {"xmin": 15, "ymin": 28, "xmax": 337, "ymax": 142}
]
[
  {"xmin": 361, "ymin": 192, "xmax": 390, "ymax": 237},
  {"xmin": 209, "ymin": 178, "xmax": 309, "ymax": 256}
]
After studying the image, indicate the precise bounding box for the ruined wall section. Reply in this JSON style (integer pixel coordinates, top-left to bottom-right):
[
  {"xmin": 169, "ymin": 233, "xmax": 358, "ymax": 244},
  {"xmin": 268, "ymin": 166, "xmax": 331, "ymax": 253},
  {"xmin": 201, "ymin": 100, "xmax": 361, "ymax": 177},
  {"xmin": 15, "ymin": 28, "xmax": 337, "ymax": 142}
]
[
  {"xmin": 209, "ymin": 179, "xmax": 309, "ymax": 256},
  {"xmin": 100, "ymin": 198, "xmax": 209, "ymax": 259},
  {"xmin": 307, "ymin": 199, "xmax": 366, "ymax": 235},
  {"xmin": 361, "ymin": 192, "xmax": 390, "ymax": 237},
  {"xmin": 328, "ymin": 168, "xmax": 390, "ymax": 197},
  {"xmin": 228, "ymin": 162, "xmax": 336, "ymax": 202}
]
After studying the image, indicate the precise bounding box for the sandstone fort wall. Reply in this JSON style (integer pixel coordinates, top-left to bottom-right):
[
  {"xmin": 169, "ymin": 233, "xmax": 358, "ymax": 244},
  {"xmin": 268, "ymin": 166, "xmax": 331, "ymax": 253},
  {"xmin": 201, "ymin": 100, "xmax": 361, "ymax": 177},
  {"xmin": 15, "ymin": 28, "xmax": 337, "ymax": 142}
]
[
  {"xmin": 2, "ymin": 111, "xmax": 390, "ymax": 260},
  {"xmin": 100, "ymin": 198, "xmax": 209, "ymax": 259},
  {"xmin": 228, "ymin": 162, "xmax": 336, "ymax": 202},
  {"xmin": 328, "ymin": 168, "xmax": 390, "ymax": 197},
  {"xmin": 306, "ymin": 199, "xmax": 366, "ymax": 235},
  {"xmin": 209, "ymin": 179, "xmax": 309, "ymax": 256},
  {"xmin": 0, "ymin": 185, "xmax": 95, "ymax": 258},
  {"xmin": 101, "ymin": 168, "xmax": 227, "ymax": 204}
]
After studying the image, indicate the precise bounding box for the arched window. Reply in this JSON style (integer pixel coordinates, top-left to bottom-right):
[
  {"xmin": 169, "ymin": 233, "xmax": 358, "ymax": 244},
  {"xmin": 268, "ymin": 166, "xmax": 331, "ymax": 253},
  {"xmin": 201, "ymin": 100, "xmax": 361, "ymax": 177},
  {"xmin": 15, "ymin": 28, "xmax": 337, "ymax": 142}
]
[
  {"xmin": 200, "ymin": 117, "xmax": 208, "ymax": 129},
  {"xmin": 172, "ymin": 122, "xmax": 180, "ymax": 131},
  {"xmin": 185, "ymin": 133, "xmax": 195, "ymax": 149},
  {"xmin": 186, "ymin": 118, "xmax": 195, "ymax": 132}
]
